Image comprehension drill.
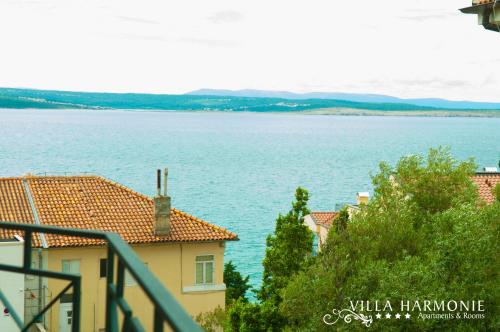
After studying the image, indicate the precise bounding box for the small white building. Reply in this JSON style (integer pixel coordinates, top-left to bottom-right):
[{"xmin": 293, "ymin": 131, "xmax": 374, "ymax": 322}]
[
  {"xmin": 304, "ymin": 212, "xmax": 338, "ymax": 251},
  {"xmin": 0, "ymin": 236, "xmax": 24, "ymax": 332},
  {"xmin": 304, "ymin": 192, "xmax": 370, "ymax": 251}
]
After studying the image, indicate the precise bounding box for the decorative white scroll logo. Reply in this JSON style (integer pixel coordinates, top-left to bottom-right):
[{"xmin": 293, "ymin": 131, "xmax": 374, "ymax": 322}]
[{"xmin": 323, "ymin": 308, "xmax": 373, "ymax": 327}]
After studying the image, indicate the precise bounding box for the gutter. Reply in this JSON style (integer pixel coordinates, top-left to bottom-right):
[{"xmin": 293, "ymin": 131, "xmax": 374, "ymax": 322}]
[
  {"xmin": 22, "ymin": 178, "xmax": 48, "ymax": 249},
  {"xmin": 22, "ymin": 178, "xmax": 49, "ymax": 326}
]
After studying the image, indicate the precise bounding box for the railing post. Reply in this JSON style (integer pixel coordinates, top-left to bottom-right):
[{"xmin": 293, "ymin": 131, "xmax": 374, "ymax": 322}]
[
  {"xmin": 116, "ymin": 260, "xmax": 125, "ymax": 298},
  {"xmin": 153, "ymin": 307, "xmax": 164, "ymax": 332},
  {"xmin": 23, "ymin": 230, "xmax": 32, "ymax": 269},
  {"xmin": 116, "ymin": 260, "xmax": 132, "ymax": 332},
  {"xmin": 72, "ymin": 277, "xmax": 81, "ymax": 332},
  {"xmin": 105, "ymin": 247, "xmax": 118, "ymax": 332}
]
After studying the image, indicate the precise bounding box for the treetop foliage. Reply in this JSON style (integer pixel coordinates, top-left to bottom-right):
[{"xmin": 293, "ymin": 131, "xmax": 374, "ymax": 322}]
[{"xmin": 280, "ymin": 148, "xmax": 499, "ymax": 331}]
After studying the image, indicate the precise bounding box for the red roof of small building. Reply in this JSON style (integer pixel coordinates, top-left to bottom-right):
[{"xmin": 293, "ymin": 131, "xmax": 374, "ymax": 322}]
[
  {"xmin": 471, "ymin": 173, "xmax": 500, "ymax": 204},
  {"xmin": 0, "ymin": 175, "xmax": 237, "ymax": 248},
  {"xmin": 310, "ymin": 212, "xmax": 338, "ymax": 227}
]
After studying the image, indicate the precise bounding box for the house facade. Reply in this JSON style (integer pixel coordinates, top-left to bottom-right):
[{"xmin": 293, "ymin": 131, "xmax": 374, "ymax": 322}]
[
  {"xmin": 0, "ymin": 237, "xmax": 25, "ymax": 332},
  {"xmin": 0, "ymin": 173, "xmax": 237, "ymax": 332}
]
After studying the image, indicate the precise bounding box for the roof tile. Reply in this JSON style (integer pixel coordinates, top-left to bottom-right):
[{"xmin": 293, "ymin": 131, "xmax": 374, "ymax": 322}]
[
  {"xmin": 310, "ymin": 212, "xmax": 338, "ymax": 227},
  {"xmin": 0, "ymin": 175, "xmax": 237, "ymax": 247}
]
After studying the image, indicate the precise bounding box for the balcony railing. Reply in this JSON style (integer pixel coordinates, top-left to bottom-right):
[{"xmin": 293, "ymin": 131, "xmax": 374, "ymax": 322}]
[{"xmin": 0, "ymin": 222, "xmax": 203, "ymax": 332}]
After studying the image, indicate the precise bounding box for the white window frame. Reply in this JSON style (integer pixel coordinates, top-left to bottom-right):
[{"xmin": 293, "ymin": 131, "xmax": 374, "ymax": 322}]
[
  {"xmin": 61, "ymin": 259, "xmax": 81, "ymax": 275},
  {"xmin": 195, "ymin": 255, "xmax": 215, "ymax": 285}
]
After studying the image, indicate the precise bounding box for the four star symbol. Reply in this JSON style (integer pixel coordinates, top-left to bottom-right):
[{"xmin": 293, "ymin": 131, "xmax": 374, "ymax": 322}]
[{"xmin": 373, "ymin": 312, "xmax": 411, "ymax": 321}]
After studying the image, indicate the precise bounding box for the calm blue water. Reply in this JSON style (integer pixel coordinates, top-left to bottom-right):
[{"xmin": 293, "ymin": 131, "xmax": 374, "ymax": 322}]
[{"xmin": 1, "ymin": 109, "xmax": 499, "ymax": 290}]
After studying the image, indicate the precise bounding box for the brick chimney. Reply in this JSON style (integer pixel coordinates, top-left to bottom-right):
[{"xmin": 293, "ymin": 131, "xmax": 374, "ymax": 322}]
[{"xmin": 154, "ymin": 169, "xmax": 171, "ymax": 236}]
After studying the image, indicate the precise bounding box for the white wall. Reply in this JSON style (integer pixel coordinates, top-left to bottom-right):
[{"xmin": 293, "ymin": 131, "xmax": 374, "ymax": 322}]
[
  {"xmin": 0, "ymin": 239, "xmax": 25, "ymax": 332},
  {"xmin": 303, "ymin": 215, "xmax": 318, "ymax": 234}
]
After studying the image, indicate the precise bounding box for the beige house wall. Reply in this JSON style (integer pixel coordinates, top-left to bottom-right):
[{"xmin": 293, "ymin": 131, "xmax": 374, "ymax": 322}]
[
  {"xmin": 318, "ymin": 225, "xmax": 329, "ymax": 249},
  {"xmin": 304, "ymin": 215, "xmax": 331, "ymax": 251},
  {"xmin": 45, "ymin": 241, "xmax": 225, "ymax": 332}
]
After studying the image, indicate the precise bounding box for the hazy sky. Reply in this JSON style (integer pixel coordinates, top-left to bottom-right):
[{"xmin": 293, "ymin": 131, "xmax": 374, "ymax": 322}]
[{"xmin": 1, "ymin": 0, "xmax": 499, "ymax": 101}]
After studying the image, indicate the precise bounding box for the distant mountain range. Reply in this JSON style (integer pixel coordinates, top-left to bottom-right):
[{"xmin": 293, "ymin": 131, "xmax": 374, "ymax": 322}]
[
  {"xmin": 1, "ymin": 87, "xmax": 499, "ymax": 113},
  {"xmin": 187, "ymin": 89, "xmax": 500, "ymax": 110}
]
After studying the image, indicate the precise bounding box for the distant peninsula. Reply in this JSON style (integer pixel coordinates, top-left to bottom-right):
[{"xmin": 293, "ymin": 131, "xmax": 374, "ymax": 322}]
[{"xmin": 1, "ymin": 87, "xmax": 500, "ymax": 117}]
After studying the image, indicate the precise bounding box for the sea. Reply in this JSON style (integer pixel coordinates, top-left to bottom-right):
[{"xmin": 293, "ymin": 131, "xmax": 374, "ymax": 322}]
[{"xmin": 1, "ymin": 108, "xmax": 499, "ymax": 290}]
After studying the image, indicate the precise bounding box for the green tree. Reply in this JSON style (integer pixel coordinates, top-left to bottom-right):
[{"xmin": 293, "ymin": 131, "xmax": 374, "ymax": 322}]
[
  {"xmin": 280, "ymin": 147, "xmax": 499, "ymax": 331},
  {"xmin": 228, "ymin": 298, "xmax": 271, "ymax": 332},
  {"xmin": 224, "ymin": 261, "xmax": 251, "ymax": 304},
  {"xmin": 259, "ymin": 187, "xmax": 314, "ymax": 303},
  {"xmin": 230, "ymin": 187, "xmax": 314, "ymax": 331},
  {"xmin": 196, "ymin": 307, "xmax": 229, "ymax": 332},
  {"xmin": 334, "ymin": 207, "xmax": 349, "ymax": 234}
]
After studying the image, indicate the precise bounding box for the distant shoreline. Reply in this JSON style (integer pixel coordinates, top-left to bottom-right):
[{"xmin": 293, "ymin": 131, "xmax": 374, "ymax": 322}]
[
  {"xmin": 294, "ymin": 107, "xmax": 500, "ymax": 118},
  {"xmin": 2, "ymin": 107, "xmax": 500, "ymax": 118},
  {"xmin": 0, "ymin": 107, "xmax": 500, "ymax": 118},
  {"xmin": 3, "ymin": 87, "xmax": 500, "ymax": 116}
]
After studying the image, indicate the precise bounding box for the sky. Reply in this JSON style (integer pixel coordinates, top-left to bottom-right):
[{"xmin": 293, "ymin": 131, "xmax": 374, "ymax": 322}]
[{"xmin": 1, "ymin": 0, "xmax": 499, "ymax": 101}]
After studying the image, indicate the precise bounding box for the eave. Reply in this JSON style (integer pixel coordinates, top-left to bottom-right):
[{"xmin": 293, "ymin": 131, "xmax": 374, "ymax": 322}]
[
  {"xmin": 460, "ymin": 2, "xmax": 500, "ymax": 32},
  {"xmin": 460, "ymin": 4, "xmax": 491, "ymax": 14}
]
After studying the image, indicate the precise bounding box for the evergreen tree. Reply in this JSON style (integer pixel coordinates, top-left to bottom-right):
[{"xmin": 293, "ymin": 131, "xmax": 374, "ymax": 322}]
[
  {"xmin": 230, "ymin": 187, "xmax": 314, "ymax": 331},
  {"xmin": 224, "ymin": 261, "xmax": 251, "ymax": 304},
  {"xmin": 259, "ymin": 187, "xmax": 314, "ymax": 303}
]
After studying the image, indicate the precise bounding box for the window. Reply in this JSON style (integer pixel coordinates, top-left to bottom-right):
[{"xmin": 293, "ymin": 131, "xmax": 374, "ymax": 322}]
[
  {"xmin": 100, "ymin": 259, "xmax": 107, "ymax": 278},
  {"xmin": 62, "ymin": 260, "xmax": 80, "ymax": 275},
  {"xmin": 195, "ymin": 255, "xmax": 214, "ymax": 284}
]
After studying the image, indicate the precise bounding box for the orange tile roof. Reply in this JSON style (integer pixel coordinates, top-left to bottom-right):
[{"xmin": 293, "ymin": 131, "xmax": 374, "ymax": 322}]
[
  {"xmin": 0, "ymin": 178, "xmax": 42, "ymax": 246},
  {"xmin": 310, "ymin": 212, "xmax": 338, "ymax": 227},
  {"xmin": 0, "ymin": 175, "xmax": 237, "ymax": 247},
  {"xmin": 471, "ymin": 173, "xmax": 500, "ymax": 204}
]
